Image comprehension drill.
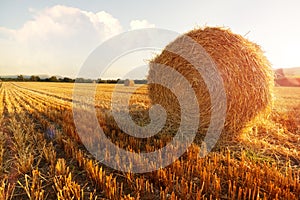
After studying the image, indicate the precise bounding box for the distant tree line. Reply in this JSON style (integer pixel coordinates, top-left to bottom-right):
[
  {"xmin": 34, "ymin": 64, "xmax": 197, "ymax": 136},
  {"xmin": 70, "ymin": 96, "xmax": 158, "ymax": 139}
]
[
  {"xmin": 0, "ymin": 75, "xmax": 147, "ymax": 84},
  {"xmin": 0, "ymin": 75, "xmax": 75, "ymax": 83}
]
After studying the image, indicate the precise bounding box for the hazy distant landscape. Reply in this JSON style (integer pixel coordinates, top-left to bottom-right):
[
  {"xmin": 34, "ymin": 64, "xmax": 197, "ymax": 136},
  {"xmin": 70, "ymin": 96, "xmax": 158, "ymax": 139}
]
[
  {"xmin": 274, "ymin": 67, "xmax": 300, "ymax": 86},
  {"xmin": 2, "ymin": 66, "xmax": 300, "ymax": 87}
]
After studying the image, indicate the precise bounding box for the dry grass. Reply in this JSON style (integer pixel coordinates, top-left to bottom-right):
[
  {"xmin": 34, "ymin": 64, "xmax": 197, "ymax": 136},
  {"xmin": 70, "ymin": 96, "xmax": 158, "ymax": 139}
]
[
  {"xmin": 148, "ymin": 27, "xmax": 274, "ymax": 143},
  {"xmin": 0, "ymin": 82, "xmax": 299, "ymax": 199}
]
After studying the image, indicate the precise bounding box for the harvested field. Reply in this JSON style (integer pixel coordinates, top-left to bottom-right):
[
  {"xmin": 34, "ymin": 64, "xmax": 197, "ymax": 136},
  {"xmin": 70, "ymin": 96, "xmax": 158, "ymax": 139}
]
[{"xmin": 0, "ymin": 82, "xmax": 299, "ymax": 199}]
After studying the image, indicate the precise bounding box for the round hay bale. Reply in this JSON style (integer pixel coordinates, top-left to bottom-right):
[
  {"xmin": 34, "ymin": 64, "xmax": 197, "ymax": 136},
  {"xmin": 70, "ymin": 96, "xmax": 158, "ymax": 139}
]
[
  {"xmin": 147, "ymin": 27, "xmax": 274, "ymax": 141},
  {"xmin": 124, "ymin": 79, "xmax": 135, "ymax": 86}
]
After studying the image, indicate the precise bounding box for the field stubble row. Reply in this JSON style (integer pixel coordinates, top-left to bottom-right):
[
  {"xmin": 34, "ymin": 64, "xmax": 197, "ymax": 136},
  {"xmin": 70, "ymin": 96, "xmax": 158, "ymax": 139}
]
[{"xmin": 0, "ymin": 82, "xmax": 299, "ymax": 199}]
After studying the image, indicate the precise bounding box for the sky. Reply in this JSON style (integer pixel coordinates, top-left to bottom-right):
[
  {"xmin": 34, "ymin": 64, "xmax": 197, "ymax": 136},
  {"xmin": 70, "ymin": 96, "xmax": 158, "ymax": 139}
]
[{"xmin": 1, "ymin": 0, "xmax": 300, "ymax": 78}]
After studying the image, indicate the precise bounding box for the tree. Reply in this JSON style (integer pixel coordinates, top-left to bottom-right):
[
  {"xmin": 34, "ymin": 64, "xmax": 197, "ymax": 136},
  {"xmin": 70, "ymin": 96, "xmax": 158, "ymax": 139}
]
[
  {"xmin": 62, "ymin": 77, "xmax": 74, "ymax": 82},
  {"xmin": 30, "ymin": 75, "xmax": 40, "ymax": 81},
  {"xmin": 49, "ymin": 76, "xmax": 58, "ymax": 82},
  {"xmin": 17, "ymin": 75, "xmax": 25, "ymax": 81}
]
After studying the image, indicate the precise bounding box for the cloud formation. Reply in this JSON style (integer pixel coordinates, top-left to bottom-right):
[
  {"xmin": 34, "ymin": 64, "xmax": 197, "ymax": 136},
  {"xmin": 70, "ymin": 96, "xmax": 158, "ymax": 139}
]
[
  {"xmin": 0, "ymin": 5, "xmax": 124, "ymax": 76},
  {"xmin": 130, "ymin": 19, "xmax": 155, "ymax": 30}
]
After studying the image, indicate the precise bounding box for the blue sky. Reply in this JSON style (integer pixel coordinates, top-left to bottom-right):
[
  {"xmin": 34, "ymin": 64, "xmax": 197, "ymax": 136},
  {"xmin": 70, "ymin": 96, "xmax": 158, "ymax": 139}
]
[{"xmin": 1, "ymin": 0, "xmax": 300, "ymax": 78}]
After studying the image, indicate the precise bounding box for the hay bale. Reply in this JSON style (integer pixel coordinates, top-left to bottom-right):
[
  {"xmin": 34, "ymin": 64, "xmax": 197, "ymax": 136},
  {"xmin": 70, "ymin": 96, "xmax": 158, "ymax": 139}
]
[
  {"xmin": 124, "ymin": 79, "xmax": 135, "ymax": 86},
  {"xmin": 147, "ymin": 27, "xmax": 274, "ymax": 141}
]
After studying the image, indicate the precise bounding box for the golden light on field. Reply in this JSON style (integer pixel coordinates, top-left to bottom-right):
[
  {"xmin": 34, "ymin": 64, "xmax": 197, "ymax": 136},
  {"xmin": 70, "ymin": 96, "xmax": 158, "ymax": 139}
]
[
  {"xmin": 0, "ymin": 82, "xmax": 299, "ymax": 199},
  {"xmin": 1, "ymin": 1, "xmax": 300, "ymax": 198}
]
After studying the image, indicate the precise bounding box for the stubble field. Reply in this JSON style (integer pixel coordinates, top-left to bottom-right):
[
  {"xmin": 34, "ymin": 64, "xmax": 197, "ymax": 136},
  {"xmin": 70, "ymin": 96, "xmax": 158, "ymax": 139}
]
[{"xmin": 0, "ymin": 82, "xmax": 299, "ymax": 199}]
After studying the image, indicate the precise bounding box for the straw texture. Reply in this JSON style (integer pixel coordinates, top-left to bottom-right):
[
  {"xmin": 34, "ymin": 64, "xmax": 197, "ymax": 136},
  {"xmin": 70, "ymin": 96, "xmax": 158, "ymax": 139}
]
[{"xmin": 148, "ymin": 27, "xmax": 274, "ymax": 141}]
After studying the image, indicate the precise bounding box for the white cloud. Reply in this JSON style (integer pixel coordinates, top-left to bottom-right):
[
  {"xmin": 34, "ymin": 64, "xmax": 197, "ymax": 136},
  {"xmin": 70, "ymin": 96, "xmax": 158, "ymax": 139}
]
[
  {"xmin": 130, "ymin": 19, "xmax": 155, "ymax": 30},
  {"xmin": 0, "ymin": 5, "xmax": 123, "ymax": 77}
]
